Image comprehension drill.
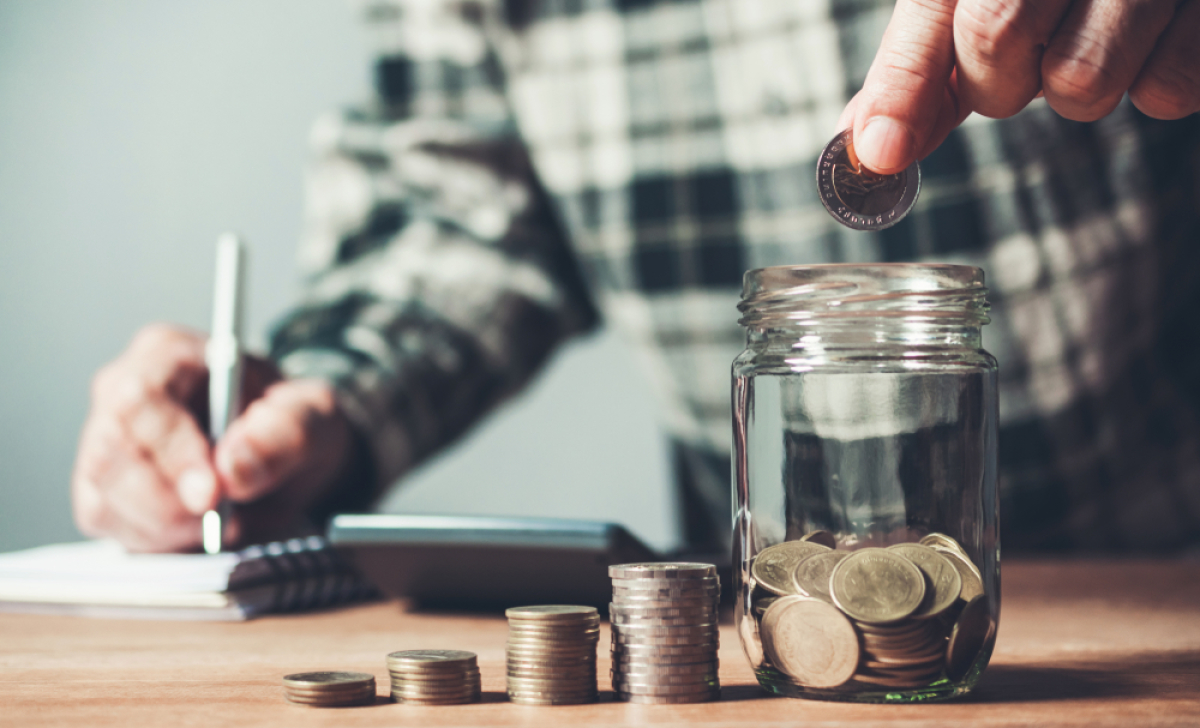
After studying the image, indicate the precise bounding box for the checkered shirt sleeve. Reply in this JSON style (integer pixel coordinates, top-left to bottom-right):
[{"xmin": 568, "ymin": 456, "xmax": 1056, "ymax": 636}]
[{"xmin": 268, "ymin": 0, "xmax": 598, "ymax": 504}]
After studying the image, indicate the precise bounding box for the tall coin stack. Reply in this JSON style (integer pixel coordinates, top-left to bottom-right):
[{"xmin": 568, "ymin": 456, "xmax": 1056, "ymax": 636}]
[
  {"xmin": 505, "ymin": 605, "xmax": 600, "ymax": 705},
  {"xmin": 609, "ymin": 563, "xmax": 721, "ymax": 704},
  {"xmin": 282, "ymin": 671, "xmax": 376, "ymax": 707},
  {"xmin": 386, "ymin": 650, "xmax": 481, "ymax": 705}
]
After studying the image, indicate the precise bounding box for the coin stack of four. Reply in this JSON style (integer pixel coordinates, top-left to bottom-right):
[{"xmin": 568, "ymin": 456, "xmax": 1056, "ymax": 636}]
[
  {"xmin": 609, "ymin": 563, "xmax": 721, "ymax": 704},
  {"xmin": 282, "ymin": 671, "xmax": 376, "ymax": 707},
  {"xmin": 386, "ymin": 650, "xmax": 481, "ymax": 705},
  {"xmin": 505, "ymin": 605, "xmax": 600, "ymax": 705}
]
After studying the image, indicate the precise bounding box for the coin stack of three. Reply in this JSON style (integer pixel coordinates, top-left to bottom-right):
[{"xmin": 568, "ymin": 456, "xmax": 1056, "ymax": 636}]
[
  {"xmin": 282, "ymin": 671, "xmax": 376, "ymax": 707},
  {"xmin": 505, "ymin": 605, "xmax": 600, "ymax": 705},
  {"xmin": 386, "ymin": 650, "xmax": 481, "ymax": 705},
  {"xmin": 609, "ymin": 563, "xmax": 721, "ymax": 704}
]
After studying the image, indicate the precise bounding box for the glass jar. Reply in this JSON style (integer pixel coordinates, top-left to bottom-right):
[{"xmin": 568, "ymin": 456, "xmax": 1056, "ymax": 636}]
[{"xmin": 732, "ymin": 264, "xmax": 998, "ymax": 703}]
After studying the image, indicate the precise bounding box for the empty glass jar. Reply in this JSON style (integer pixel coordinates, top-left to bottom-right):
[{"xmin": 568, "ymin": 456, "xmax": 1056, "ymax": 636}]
[{"xmin": 732, "ymin": 264, "xmax": 999, "ymax": 703}]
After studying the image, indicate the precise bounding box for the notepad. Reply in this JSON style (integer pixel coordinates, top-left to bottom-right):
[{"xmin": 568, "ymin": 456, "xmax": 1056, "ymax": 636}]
[{"xmin": 0, "ymin": 537, "xmax": 375, "ymax": 621}]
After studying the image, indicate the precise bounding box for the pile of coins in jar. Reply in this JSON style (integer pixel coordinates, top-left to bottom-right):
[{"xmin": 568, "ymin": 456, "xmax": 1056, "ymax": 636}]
[{"xmin": 745, "ymin": 532, "xmax": 994, "ymax": 690}]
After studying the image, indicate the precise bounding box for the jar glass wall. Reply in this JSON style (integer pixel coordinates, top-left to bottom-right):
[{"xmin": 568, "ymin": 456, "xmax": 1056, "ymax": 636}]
[{"xmin": 732, "ymin": 264, "xmax": 999, "ymax": 703}]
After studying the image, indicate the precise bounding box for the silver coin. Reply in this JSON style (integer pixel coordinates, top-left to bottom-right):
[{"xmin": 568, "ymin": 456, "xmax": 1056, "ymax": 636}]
[
  {"xmin": 611, "ymin": 621, "xmax": 718, "ymax": 634},
  {"xmin": 284, "ymin": 686, "xmax": 376, "ymax": 700},
  {"xmin": 508, "ymin": 623, "xmax": 600, "ymax": 633},
  {"xmin": 816, "ymin": 128, "xmax": 920, "ymax": 231},
  {"xmin": 609, "ymin": 615, "xmax": 717, "ymax": 628},
  {"xmin": 611, "ymin": 575, "xmax": 720, "ymax": 588},
  {"xmin": 507, "ymin": 694, "xmax": 598, "ymax": 705},
  {"xmin": 285, "ymin": 693, "xmax": 375, "ymax": 707},
  {"xmin": 615, "ymin": 691, "xmax": 718, "ymax": 704},
  {"xmin": 506, "ymin": 636, "xmax": 599, "ymax": 647},
  {"xmin": 506, "ymin": 688, "xmax": 598, "ymax": 699},
  {"xmin": 509, "ymin": 617, "xmax": 600, "ymax": 626},
  {"xmin": 506, "ymin": 605, "xmax": 599, "ymax": 619},
  {"xmin": 390, "ymin": 685, "xmax": 479, "ymax": 697},
  {"xmin": 507, "ymin": 654, "xmax": 595, "ymax": 666},
  {"xmin": 508, "ymin": 673, "xmax": 597, "ymax": 683},
  {"xmin": 385, "ymin": 650, "xmax": 476, "ymax": 667},
  {"xmin": 611, "ymin": 597, "xmax": 719, "ymax": 609},
  {"xmin": 612, "ymin": 588, "xmax": 721, "ymax": 602},
  {"xmin": 614, "ymin": 604, "xmax": 715, "ymax": 614},
  {"xmin": 507, "ymin": 677, "xmax": 597, "ymax": 688},
  {"xmin": 611, "ymin": 676, "xmax": 717, "ymax": 689},
  {"xmin": 611, "ymin": 673, "xmax": 718, "ymax": 688},
  {"xmin": 614, "ymin": 686, "xmax": 715, "ymax": 695},
  {"xmin": 612, "ymin": 657, "xmax": 718, "ymax": 669},
  {"xmin": 611, "ymin": 633, "xmax": 718, "ymax": 645},
  {"xmin": 609, "ymin": 563, "xmax": 717, "ymax": 580},
  {"xmin": 611, "ymin": 643, "xmax": 719, "ymax": 657},
  {"xmin": 392, "ymin": 695, "xmax": 480, "ymax": 705},
  {"xmin": 384, "ymin": 669, "xmax": 474, "ymax": 681},
  {"xmin": 282, "ymin": 671, "xmax": 375, "ymax": 690}
]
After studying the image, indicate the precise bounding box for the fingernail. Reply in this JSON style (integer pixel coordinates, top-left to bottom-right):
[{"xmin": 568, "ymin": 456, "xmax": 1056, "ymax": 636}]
[
  {"xmin": 178, "ymin": 469, "xmax": 216, "ymax": 515},
  {"xmin": 857, "ymin": 117, "xmax": 915, "ymax": 174},
  {"xmin": 217, "ymin": 439, "xmax": 270, "ymax": 496}
]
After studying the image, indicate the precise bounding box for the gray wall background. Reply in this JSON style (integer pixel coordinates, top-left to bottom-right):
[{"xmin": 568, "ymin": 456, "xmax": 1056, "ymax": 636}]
[{"xmin": 0, "ymin": 0, "xmax": 678, "ymax": 553}]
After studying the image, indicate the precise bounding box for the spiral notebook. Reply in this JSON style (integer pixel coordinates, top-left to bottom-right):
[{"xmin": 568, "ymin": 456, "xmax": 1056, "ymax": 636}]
[{"xmin": 0, "ymin": 537, "xmax": 376, "ymax": 621}]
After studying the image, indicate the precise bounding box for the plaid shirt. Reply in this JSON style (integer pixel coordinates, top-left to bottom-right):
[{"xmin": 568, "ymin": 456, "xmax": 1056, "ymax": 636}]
[{"xmin": 271, "ymin": 0, "xmax": 1200, "ymax": 553}]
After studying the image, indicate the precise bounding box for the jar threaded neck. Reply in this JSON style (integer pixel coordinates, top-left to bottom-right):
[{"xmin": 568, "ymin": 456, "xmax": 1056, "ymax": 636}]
[{"xmin": 738, "ymin": 264, "xmax": 990, "ymax": 331}]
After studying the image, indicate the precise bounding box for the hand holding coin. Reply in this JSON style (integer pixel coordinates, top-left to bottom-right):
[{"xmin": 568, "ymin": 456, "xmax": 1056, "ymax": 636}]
[
  {"xmin": 839, "ymin": 0, "xmax": 1200, "ymax": 176},
  {"xmin": 817, "ymin": 129, "xmax": 920, "ymax": 230}
]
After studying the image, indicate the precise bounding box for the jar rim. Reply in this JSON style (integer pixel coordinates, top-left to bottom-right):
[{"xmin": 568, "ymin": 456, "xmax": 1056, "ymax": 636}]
[{"xmin": 738, "ymin": 264, "xmax": 989, "ymax": 327}]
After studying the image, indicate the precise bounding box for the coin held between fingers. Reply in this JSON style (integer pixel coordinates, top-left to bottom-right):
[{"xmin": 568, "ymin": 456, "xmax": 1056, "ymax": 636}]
[{"xmin": 817, "ymin": 129, "xmax": 920, "ymax": 231}]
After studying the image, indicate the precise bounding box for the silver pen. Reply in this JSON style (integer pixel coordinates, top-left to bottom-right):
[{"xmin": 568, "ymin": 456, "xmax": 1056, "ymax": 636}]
[{"xmin": 202, "ymin": 233, "xmax": 246, "ymax": 554}]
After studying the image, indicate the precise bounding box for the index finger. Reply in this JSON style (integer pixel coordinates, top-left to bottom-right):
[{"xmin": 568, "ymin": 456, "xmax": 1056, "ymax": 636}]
[{"xmin": 851, "ymin": 0, "xmax": 961, "ymax": 174}]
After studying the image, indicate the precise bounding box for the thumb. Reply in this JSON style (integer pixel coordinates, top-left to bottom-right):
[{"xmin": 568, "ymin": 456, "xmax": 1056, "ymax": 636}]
[{"xmin": 851, "ymin": 0, "xmax": 961, "ymax": 174}]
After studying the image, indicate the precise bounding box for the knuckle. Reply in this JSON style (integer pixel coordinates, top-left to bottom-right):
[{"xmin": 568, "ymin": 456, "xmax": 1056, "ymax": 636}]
[
  {"xmin": 955, "ymin": 0, "xmax": 1028, "ymax": 67},
  {"xmin": 1132, "ymin": 67, "xmax": 1200, "ymax": 120},
  {"xmin": 132, "ymin": 323, "xmax": 179, "ymax": 350},
  {"xmin": 110, "ymin": 372, "xmax": 158, "ymax": 415},
  {"xmin": 1043, "ymin": 49, "xmax": 1123, "ymax": 119}
]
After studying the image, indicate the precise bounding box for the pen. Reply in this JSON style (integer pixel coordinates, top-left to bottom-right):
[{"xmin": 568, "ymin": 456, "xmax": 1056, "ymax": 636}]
[{"xmin": 202, "ymin": 233, "xmax": 246, "ymax": 554}]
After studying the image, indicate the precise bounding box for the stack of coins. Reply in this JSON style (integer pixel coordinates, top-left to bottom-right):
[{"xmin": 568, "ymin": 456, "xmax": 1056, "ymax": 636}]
[
  {"xmin": 386, "ymin": 650, "xmax": 481, "ymax": 705},
  {"xmin": 751, "ymin": 533, "xmax": 993, "ymax": 690},
  {"xmin": 505, "ymin": 605, "xmax": 599, "ymax": 705},
  {"xmin": 609, "ymin": 563, "xmax": 721, "ymax": 704},
  {"xmin": 282, "ymin": 671, "xmax": 376, "ymax": 707}
]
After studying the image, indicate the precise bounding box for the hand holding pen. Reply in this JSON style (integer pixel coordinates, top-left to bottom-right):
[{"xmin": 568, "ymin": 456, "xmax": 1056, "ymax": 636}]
[{"xmin": 70, "ymin": 235, "xmax": 355, "ymax": 553}]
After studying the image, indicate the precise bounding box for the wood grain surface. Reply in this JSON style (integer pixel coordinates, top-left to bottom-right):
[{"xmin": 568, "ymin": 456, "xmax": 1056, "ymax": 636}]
[{"xmin": 2, "ymin": 560, "xmax": 1199, "ymax": 727}]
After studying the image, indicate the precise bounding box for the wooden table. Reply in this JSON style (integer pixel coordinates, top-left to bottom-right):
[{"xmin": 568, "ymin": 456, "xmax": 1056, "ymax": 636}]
[{"xmin": 2, "ymin": 560, "xmax": 1199, "ymax": 727}]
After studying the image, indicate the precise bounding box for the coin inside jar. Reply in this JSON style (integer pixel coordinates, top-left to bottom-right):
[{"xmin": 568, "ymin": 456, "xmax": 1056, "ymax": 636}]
[{"xmin": 817, "ymin": 128, "xmax": 920, "ymax": 231}]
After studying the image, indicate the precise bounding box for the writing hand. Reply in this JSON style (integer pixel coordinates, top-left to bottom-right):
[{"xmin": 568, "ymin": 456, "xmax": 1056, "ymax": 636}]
[{"xmin": 71, "ymin": 324, "xmax": 352, "ymax": 552}]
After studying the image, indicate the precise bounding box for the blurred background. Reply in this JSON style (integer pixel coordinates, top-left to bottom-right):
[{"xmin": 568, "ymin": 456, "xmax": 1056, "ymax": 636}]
[{"xmin": 0, "ymin": 0, "xmax": 677, "ymax": 553}]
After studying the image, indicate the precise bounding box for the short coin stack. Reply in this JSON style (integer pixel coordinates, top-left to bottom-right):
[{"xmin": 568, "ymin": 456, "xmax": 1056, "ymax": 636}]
[
  {"xmin": 282, "ymin": 671, "xmax": 376, "ymax": 707},
  {"xmin": 609, "ymin": 563, "xmax": 721, "ymax": 704},
  {"xmin": 386, "ymin": 650, "xmax": 481, "ymax": 705},
  {"xmin": 505, "ymin": 605, "xmax": 600, "ymax": 705},
  {"xmin": 750, "ymin": 532, "xmax": 993, "ymax": 690}
]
